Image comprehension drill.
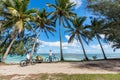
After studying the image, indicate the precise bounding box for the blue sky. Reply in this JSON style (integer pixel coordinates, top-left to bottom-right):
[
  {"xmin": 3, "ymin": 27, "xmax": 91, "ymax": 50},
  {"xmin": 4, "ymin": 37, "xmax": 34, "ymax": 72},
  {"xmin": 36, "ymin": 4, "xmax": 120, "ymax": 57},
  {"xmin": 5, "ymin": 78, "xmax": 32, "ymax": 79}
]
[{"xmin": 29, "ymin": 0, "xmax": 120, "ymax": 54}]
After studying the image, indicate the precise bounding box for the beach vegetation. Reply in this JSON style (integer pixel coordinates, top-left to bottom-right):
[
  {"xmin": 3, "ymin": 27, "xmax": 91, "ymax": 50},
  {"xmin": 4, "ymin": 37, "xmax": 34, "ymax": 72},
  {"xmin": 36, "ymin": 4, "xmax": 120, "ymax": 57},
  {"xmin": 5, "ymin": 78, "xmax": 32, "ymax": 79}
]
[
  {"xmin": 47, "ymin": 0, "xmax": 76, "ymax": 61},
  {"xmin": 0, "ymin": 0, "xmax": 120, "ymax": 62},
  {"xmin": 38, "ymin": 74, "xmax": 120, "ymax": 80},
  {"xmin": 65, "ymin": 16, "xmax": 91, "ymax": 60},
  {"xmin": 30, "ymin": 8, "xmax": 56, "ymax": 57},
  {"xmin": 86, "ymin": 18, "xmax": 107, "ymax": 59},
  {"xmin": 0, "ymin": 0, "xmax": 36, "ymax": 62},
  {"xmin": 1, "ymin": 74, "xmax": 119, "ymax": 80},
  {"xmin": 87, "ymin": 0, "xmax": 120, "ymax": 51}
]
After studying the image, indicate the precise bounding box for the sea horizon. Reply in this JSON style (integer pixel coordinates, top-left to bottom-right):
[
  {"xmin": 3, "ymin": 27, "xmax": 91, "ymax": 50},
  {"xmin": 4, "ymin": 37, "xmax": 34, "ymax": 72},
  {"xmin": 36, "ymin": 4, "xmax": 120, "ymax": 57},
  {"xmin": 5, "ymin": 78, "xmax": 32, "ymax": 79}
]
[{"xmin": 5, "ymin": 53, "xmax": 120, "ymax": 63}]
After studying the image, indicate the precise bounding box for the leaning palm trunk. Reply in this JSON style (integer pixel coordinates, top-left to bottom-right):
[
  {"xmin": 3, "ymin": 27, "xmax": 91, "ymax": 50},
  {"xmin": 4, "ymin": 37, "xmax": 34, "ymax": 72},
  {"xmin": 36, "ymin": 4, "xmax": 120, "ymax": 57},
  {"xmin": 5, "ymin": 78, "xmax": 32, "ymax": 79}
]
[
  {"xmin": 96, "ymin": 35, "xmax": 107, "ymax": 60},
  {"xmin": 31, "ymin": 31, "xmax": 41, "ymax": 57},
  {"xmin": 2, "ymin": 38, "xmax": 16, "ymax": 62},
  {"xmin": 78, "ymin": 35, "xmax": 89, "ymax": 60},
  {"xmin": 59, "ymin": 26, "xmax": 64, "ymax": 61}
]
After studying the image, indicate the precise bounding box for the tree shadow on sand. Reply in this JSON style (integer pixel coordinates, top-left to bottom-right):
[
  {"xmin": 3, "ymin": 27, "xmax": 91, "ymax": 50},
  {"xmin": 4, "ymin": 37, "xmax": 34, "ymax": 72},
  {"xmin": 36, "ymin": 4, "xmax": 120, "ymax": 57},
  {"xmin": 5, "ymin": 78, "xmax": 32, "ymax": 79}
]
[{"xmin": 69, "ymin": 59, "xmax": 120, "ymax": 73}]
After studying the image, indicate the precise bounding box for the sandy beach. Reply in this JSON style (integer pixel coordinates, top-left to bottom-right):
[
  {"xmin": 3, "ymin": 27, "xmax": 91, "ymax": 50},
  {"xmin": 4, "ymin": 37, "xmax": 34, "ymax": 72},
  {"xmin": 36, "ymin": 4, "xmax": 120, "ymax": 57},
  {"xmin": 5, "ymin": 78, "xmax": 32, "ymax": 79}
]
[{"xmin": 0, "ymin": 60, "xmax": 120, "ymax": 76}]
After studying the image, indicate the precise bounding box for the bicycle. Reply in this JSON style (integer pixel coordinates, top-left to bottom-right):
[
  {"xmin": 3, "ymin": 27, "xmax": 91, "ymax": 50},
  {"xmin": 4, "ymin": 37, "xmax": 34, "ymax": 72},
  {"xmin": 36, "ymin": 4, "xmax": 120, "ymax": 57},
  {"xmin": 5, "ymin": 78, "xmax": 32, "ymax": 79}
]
[
  {"xmin": 45, "ymin": 55, "xmax": 59, "ymax": 62},
  {"xmin": 20, "ymin": 58, "xmax": 36, "ymax": 67}
]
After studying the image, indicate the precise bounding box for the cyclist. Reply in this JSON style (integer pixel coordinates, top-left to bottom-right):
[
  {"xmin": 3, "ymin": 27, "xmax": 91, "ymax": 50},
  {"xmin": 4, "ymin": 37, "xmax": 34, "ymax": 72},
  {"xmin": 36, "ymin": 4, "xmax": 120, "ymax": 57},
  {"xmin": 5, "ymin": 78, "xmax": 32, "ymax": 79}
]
[{"xmin": 26, "ymin": 52, "xmax": 31, "ymax": 61}]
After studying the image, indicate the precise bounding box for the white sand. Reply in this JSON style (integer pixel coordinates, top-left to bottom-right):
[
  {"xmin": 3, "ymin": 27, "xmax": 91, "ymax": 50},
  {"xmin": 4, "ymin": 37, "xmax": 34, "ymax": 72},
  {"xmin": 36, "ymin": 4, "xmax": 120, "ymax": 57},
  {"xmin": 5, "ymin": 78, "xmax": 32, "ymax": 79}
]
[{"xmin": 0, "ymin": 60, "xmax": 120, "ymax": 75}]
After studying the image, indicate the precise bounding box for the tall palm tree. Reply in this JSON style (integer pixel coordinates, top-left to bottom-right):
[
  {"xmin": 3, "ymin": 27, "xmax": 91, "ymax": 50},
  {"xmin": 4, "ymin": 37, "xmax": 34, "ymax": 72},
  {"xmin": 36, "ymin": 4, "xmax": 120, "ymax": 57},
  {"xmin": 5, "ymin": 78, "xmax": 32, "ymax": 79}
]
[
  {"xmin": 1, "ymin": 0, "xmax": 36, "ymax": 62},
  {"xmin": 30, "ymin": 9, "xmax": 56, "ymax": 57},
  {"xmin": 66, "ymin": 16, "xmax": 90, "ymax": 60},
  {"xmin": 47, "ymin": 0, "xmax": 76, "ymax": 61},
  {"xmin": 88, "ymin": 18, "xmax": 107, "ymax": 59}
]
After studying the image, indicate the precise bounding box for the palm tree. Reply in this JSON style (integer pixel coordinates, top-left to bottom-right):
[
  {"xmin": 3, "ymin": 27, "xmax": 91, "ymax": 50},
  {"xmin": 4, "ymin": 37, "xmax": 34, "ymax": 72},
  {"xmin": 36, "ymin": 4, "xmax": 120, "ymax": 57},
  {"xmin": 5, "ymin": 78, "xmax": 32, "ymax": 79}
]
[
  {"xmin": 1, "ymin": 0, "xmax": 36, "ymax": 62},
  {"xmin": 88, "ymin": 18, "xmax": 107, "ymax": 59},
  {"xmin": 47, "ymin": 0, "xmax": 76, "ymax": 61},
  {"xmin": 9, "ymin": 32, "xmax": 34, "ymax": 56},
  {"xmin": 66, "ymin": 16, "xmax": 90, "ymax": 60},
  {"xmin": 30, "ymin": 9, "xmax": 56, "ymax": 57}
]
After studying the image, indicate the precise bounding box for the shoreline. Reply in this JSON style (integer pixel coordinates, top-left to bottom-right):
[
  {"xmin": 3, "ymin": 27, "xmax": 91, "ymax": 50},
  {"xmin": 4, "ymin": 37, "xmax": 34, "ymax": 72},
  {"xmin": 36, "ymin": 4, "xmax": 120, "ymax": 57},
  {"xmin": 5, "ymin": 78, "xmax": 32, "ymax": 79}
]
[{"xmin": 0, "ymin": 60, "xmax": 120, "ymax": 76}]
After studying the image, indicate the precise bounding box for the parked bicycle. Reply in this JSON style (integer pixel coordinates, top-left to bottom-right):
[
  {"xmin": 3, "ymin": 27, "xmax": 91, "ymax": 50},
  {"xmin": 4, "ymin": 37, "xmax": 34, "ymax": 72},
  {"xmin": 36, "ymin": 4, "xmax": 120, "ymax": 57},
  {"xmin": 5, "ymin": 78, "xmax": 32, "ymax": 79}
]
[
  {"xmin": 45, "ymin": 54, "xmax": 59, "ymax": 62},
  {"xmin": 20, "ymin": 59, "xmax": 36, "ymax": 67}
]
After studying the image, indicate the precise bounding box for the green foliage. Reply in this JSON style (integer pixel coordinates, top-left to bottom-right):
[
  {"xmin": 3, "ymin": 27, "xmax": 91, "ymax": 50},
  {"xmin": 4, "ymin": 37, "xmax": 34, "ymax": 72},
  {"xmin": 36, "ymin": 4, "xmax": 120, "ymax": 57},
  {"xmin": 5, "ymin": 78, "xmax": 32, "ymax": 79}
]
[
  {"xmin": 47, "ymin": 0, "xmax": 76, "ymax": 61},
  {"xmin": 33, "ymin": 9, "xmax": 56, "ymax": 38},
  {"xmin": 86, "ymin": 18, "xmax": 107, "ymax": 59},
  {"xmin": 0, "ymin": 0, "xmax": 39, "ymax": 61},
  {"xmin": 47, "ymin": 0, "xmax": 76, "ymax": 27},
  {"xmin": 87, "ymin": 0, "xmax": 120, "ymax": 50},
  {"xmin": 66, "ymin": 16, "xmax": 90, "ymax": 44},
  {"xmin": 66, "ymin": 16, "xmax": 90, "ymax": 60},
  {"xmin": 87, "ymin": 0, "xmax": 120, "ymax": 20},
  {"xmin": 21, "ymin": 74, "xmax": 120, "ymax": 80}
]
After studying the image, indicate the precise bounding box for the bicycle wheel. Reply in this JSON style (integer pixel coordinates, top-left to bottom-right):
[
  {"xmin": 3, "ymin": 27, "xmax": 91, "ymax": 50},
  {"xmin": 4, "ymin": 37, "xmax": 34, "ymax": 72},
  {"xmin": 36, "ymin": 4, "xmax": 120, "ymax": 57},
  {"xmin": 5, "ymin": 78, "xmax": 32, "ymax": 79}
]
[
  {"xmin": 20, "ymin": 60, "xmax": 27, "ymax": 67},
  {"xmin": 52, "ymin": 57, "xmax": 59, "ymax": 62},
  {"xmin": 45, "ymin": 57, "xmax": 50, "ymax": 62},
  {"xmin": 30, "ymin": 59, "xmax": 36, "ymax": 65}
]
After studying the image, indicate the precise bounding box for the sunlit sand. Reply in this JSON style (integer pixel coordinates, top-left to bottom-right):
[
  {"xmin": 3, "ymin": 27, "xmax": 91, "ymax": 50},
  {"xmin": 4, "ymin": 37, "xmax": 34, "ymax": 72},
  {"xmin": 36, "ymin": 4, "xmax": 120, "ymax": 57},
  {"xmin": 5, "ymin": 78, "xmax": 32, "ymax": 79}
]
[{"xmin": 0, "ymin": 60, "xmax": 120, "ymax": 75}]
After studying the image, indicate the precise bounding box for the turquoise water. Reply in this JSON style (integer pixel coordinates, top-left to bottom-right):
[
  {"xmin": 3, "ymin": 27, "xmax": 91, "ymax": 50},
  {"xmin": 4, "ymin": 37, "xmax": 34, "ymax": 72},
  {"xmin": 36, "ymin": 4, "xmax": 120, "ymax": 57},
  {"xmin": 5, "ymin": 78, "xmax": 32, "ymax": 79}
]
[{"xmin": 5, "ymin": 53, "xmax": 120, "ymax": 63}]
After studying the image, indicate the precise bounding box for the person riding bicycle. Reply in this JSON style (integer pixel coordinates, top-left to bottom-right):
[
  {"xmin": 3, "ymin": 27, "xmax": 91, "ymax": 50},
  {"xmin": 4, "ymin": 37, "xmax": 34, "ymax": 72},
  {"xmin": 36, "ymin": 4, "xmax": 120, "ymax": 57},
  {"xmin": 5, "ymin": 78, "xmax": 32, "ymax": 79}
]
[{"xmin": 26, "ymin": 52, "xmax": 31, "ymax": 61}]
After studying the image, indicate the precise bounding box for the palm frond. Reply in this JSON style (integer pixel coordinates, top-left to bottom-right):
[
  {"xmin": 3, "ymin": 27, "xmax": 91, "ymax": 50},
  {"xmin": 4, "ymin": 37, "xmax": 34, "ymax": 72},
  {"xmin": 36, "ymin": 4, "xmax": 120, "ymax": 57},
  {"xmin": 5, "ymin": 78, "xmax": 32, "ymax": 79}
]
[{"xmin": 68, "ymin": 33, "xmax": 75, "ymax": 43}]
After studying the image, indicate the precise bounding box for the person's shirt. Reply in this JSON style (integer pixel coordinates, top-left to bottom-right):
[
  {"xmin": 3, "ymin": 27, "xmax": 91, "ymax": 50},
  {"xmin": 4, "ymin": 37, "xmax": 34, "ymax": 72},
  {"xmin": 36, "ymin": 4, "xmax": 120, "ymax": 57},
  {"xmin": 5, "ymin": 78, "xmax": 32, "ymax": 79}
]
[
  {"xmin": 26, "ymin": 53, "xmax": 31, "ymax": 60},
  {"xmin": 49, "ymin": 51, "xmax": 53, "ymax": 56}
]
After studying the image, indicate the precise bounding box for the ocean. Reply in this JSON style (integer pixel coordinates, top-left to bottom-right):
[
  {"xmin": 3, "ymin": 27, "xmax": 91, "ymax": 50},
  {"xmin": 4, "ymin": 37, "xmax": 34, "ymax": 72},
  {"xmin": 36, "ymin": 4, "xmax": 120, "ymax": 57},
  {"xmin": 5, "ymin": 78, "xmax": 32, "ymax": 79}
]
[{"xmin": 5, "ymin": 53, "xmax": 120, "ymax": 63}]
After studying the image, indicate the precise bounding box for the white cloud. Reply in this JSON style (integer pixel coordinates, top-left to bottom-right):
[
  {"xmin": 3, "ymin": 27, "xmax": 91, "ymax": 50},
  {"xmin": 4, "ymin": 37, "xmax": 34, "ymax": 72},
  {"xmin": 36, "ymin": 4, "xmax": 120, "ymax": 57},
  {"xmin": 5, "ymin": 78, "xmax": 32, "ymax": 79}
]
[
  {"xmin": 65, "ymin": 35, "xmax": 80, "ymax": 47},
  {"xmin": 91, "ymin": 44, "xmax": 111, "ymax": 50},
  {"xmin": 69, "ymin": 0, "xmax": 82, "ymax": 9},
  {"xmin": 42, "ymin": 41, "xmax": 60, "ymax": 47},
  {"xmin": 37, "ymin": 35, "xmax": 80, "ymax": 48},
  {"xmin": 91, "ymin": 44, "xmax": 100, "ymax": 49},
  {"xmin": 36, "ymin": 35, "xmax": 82, "ymax": 53},
  {"xmin": 37, "ymin": 35, "xmax": 120, "ymax": 53},
  {"xmin": 103, "ymin": 44, "xmax": 110, "ymax": 49},
  {"xmin": 65, "ymin": 35, "xmax": 70, "ymax": 41},
  {"xmin": 63, "ymin": 47, "xmax": 68, "ymax": 50},
  {"xmin": 41, "ymin": 45, "xmax": 44, "ymax": 48},
  {"xmin": 40, "ymin": 40, "xmax": 77, "ymax": 47},
  {"xmin": 100, "ymin": 34, "xmax": 105, "ymax": 39}
]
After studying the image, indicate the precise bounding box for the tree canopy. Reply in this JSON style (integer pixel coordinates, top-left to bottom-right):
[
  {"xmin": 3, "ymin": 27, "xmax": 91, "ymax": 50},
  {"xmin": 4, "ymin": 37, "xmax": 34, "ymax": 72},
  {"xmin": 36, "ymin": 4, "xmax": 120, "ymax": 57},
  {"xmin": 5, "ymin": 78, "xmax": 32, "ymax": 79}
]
[{"xmin": 87, "ymin": 0, "xmax": 120, "ymax": 50}]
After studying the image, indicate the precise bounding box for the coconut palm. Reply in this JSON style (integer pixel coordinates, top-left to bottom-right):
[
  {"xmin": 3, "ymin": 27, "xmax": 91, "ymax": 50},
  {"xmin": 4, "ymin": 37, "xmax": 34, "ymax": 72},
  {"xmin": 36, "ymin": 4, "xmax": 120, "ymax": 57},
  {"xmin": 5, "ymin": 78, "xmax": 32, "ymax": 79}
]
[
  {"xmin": 66, "ymin": 16, "xmax": 90, "ymax": 60},
  {"xmin": 88, "ymin": 18, "xmax": 107, "ymax": 59},
  {"xmin": 47, "ymin": 0, "xmax": 76, "ymax": 61},
  {"xmin": 30, "ymin": 9, "xmax": 56, "ymax": 56},
  {"xmin": 9, "ymin": 31, "xmax": 34, "ymax": 56},
  {"xmin": 1, "ymin": 0, "xmax": 36, "ymax": 62}
]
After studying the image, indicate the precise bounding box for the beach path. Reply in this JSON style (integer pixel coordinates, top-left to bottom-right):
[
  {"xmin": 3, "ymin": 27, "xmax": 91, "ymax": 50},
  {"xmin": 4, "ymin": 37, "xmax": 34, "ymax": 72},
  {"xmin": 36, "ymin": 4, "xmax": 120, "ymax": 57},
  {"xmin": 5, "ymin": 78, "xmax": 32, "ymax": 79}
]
[{"xmin": 0, "ymin": 60, "xmax": 120, "ymax": 75}]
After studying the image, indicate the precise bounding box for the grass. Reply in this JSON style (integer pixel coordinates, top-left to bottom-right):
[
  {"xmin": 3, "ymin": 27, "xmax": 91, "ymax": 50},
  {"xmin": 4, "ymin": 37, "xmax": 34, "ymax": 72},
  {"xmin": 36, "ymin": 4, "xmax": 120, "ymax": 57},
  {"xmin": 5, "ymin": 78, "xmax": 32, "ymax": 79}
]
[
  {"xmin": 1, "ymin": 74, "xmax": 120, "ymax": 80},
  {"xmin": 35, "ymin": 74, "xmax": 120, "ymax": 80}
]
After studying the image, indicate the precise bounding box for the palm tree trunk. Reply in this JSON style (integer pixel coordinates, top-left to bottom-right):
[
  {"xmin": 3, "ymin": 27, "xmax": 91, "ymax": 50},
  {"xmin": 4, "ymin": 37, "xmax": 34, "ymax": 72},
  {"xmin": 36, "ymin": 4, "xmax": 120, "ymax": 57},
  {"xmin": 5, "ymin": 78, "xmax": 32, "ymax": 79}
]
[
  {"xmin": 2, "ymin": 38, "xmax": 16, "ymax": 62},
  {"xmin": 31, "ymin": 31, "xmax": 41, "ymax": 57},
  {"xmin": 31, "ymin": 39, "xmax": 37, "ymax": 57},
  {"xmin": 59, "ymin": 26, "xmax": 64, "ymax": 61},
  {"xmin": 78, "ymin": 35, "xmax": 89, "ymax": 60},
  {"xmin": 96, "ymin": 35, "xmax": 107, "ymax": 59}
]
